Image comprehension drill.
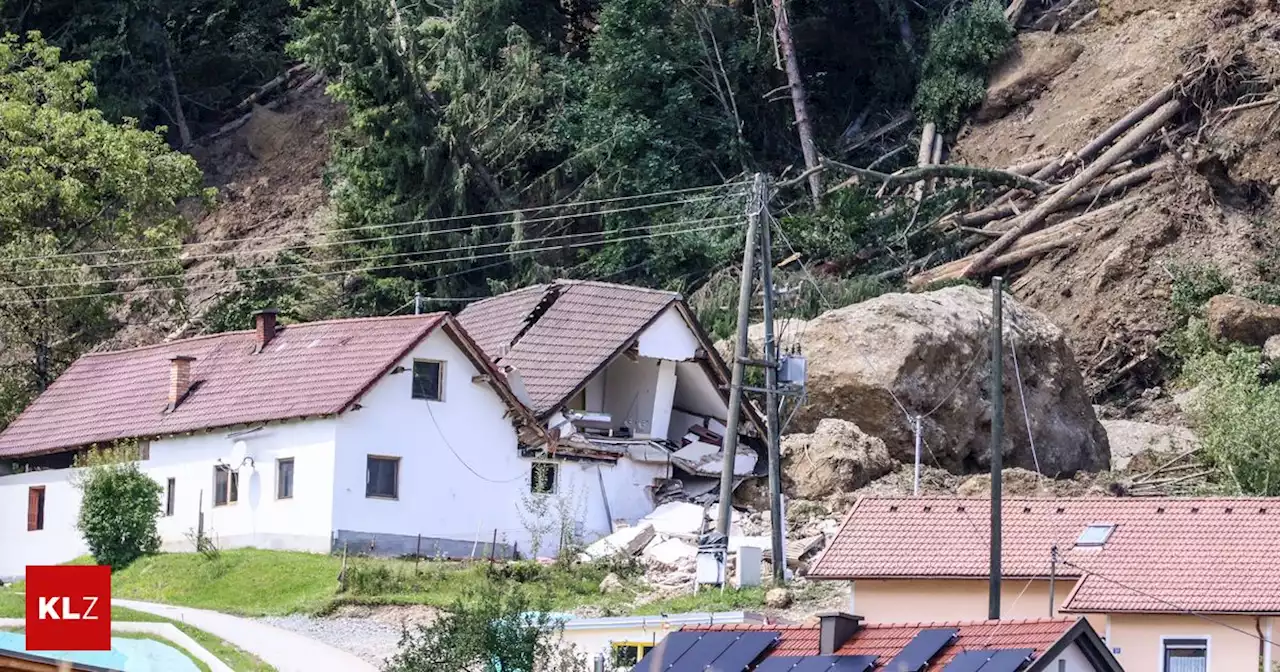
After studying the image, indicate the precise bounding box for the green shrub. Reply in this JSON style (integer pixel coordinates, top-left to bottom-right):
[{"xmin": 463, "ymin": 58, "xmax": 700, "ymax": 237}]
[
  {"xmin": 1169, "ymin": 261, "xmax": 1232, "ymax": 323},
  {"xmin": 74, "ymin": 446, "xmax": 162, "ymax": 570},
  {"xmin": 914, "ymin": 0, "xmax": 1014, "ymax": 131},
  {"xmin": 1184, "ymin": 346, "xmax": 1280, "ymax": 495}
]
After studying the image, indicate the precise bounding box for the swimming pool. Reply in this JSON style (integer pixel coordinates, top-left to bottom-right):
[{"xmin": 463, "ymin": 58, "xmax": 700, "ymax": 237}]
[{"xmin": 0, "ymin": 630, "xmax": 202, "ymax": 672}]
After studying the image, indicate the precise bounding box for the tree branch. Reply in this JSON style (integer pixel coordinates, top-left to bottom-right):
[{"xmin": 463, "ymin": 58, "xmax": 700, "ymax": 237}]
[{"xmin": 821, "ymin": 158, "xmax": 1050, "ymax": 192}]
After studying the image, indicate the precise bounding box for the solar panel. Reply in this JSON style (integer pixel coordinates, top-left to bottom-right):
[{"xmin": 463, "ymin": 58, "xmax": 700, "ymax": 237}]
[
  {"xmin": 828, "ymin": 655, "xmax": 878, "ymax": 672},
  {"xmin": 880, "ymin": 628, "xmax": 960, "ymax": 672},
  {"xmin": 975, "ymin": 648, "xmax": 1034, "ymax": 672},
  {"xmin": 633, "ymin": 632, "xmax": 701, "ymax": 671},
  {"xmin": 705, "ymin": 631, "xmax": 781, "ymax": 672},
  {"xmin": 666, "ymin": 632, "xmax": 739, "ymax": 672},
  {"xmin": 752, "ymin": 657, "xmax": 805, "ymax": 672},
  {"xmin": 939, "ymin": 650, "xmax": 996, "ymax": 672},
  {"xmin": 788, "ymin": 656, "xmax": 839, "ymax": 672}
]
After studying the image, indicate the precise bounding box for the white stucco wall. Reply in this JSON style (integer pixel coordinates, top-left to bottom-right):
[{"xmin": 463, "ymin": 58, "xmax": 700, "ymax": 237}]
[
  {"xmin": 637, "ymin": 307, "xmax": 699, "ymax": 361},
  {"xmin": 147, "ymin": 418, "xmax": 338, "ymax": 553},
  {"xmin": 1044, "ymin": 640, "xmax": 1104, "ymax": 672},
  {"xmin": 328, "ymin": 328, "xmax": 668, "ymax": 557},
  {"xmin": 0, "ymin": 469, "xmax": 88, "ymax": 578}
]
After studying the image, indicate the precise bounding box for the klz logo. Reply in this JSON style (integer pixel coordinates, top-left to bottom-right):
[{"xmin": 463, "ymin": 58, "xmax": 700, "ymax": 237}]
[{"xmin": 25, "ymin": 565, "xmax": 111, "ymax": 651}]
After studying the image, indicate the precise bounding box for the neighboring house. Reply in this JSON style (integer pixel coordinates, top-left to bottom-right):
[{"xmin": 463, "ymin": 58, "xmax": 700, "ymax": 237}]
[
  {"xmin": 458, "ymin": 280, "xmax": 767, "ymax": 495},
  {"xmin": 545, "ymin": 610, "xmax": 767, "ymax": 669},
  {"xmin": 809, "ymin": 497, "xmax": 1280, "ymax": 672},
  {"xmin": 0, "ymin": 309, "xmax": 679, "ymax": 578},
  {"xmin": 636, "ymin": 612, "xmax": 1122, "ymax": 671}
]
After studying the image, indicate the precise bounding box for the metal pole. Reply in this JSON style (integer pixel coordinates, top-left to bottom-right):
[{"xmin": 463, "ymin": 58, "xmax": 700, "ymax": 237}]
[
  {"xmin": 913, "ymin": 415, "xmax": 922, "ymax": 496},
  {"xmin": 759, "ymin": 178, "xmax": 785, "ymax": 584},
  {"xmin": 1049, "ymin": 545, "xmax": 1058, "ymax": 617},
  {"xmin": 989, "ymin": 276, "xmax": 1004, "ymax": 621},
  {"xmin": 414, "ymin": 292, "xmax": 422, "ymax": 315},
  {"xmin": 716, "ymin": 173, "xmax": 766, "ymax": 536}
]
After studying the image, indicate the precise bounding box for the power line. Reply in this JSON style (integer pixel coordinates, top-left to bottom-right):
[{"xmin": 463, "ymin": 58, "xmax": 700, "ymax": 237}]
[
  {"xmin": 0, "ymin": 216, "xmax": 739, "ymax": 295},
  {"xmin": 5, "ymin": 191, "xmax": 741, "ymax": 275},
  {"xmin": 0, "ymin": 221, "xmax": 738, "ymax": 306},
  {"xmin": 1010, "ymin": 337, "xmax": 1043, "ymax": 477},
  {"xmin": 424, "ymin": 394, "xmax": 525, "ymax": 484},
  {"xmin": 0, "ymin": 181, "xmax": 748, "ymax": 264}
]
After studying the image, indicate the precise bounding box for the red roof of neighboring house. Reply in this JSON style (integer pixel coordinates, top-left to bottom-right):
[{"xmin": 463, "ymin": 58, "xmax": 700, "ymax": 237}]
[
  {"xmin": 0, "ymin": 314, "xmax": 538, "ymax": 459},
  {"xmin": 458, "ymin": 280, "xmax": 680, "ymax": 413},
  {"xmin": 692, "ymin": 617, "xmax": 1084, "ymax": 670},
  {"xmin": 810, "ymin": 496, "xmax": 1280, "ymax": 614}
]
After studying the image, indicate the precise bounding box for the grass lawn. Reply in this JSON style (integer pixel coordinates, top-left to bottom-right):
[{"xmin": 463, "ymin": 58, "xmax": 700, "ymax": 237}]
[
  {"xmin": 0, "ymin": 585, "xmax": 274, "ymax": 671},
  {"xmin": 105, "ymin": 548, "xmax": 767, "ymax": 618}
]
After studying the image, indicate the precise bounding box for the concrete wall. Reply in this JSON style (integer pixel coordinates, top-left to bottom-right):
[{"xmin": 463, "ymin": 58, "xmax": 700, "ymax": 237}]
[{"xmin": 601, "ymin": 357, "xmax": 661, "ymax": 438}]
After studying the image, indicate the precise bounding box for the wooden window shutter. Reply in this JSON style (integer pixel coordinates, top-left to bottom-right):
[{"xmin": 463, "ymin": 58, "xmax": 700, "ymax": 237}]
[{"xmin": 27, "ymin": 486, "xmax": 45, "ymax": 531}]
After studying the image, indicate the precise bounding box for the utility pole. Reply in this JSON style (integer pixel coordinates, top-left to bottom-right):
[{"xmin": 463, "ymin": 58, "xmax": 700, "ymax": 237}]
[
  {"xmin": 758, "ymin": 177, "xmax": 785, "ymax": 583},
  {"xmin": 716, "ymin": 173, "xmax": 767, "ymax": 536},
  {"xmin": 913, "ymin": 415, "xmax": 923, "ymax": 496},
  {"xmin": 988, "ymin": 276, "xmax": 1004, "ymax": 621},
  {"xmin": 414, "ymin": 292, "xmax": 422, "ymax": 315}
]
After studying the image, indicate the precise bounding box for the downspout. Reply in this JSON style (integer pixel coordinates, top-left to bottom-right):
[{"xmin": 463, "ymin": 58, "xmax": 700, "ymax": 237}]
[{"xmin": 1259, "ymin": 616, "xmax": 1272, "ymax": 672}]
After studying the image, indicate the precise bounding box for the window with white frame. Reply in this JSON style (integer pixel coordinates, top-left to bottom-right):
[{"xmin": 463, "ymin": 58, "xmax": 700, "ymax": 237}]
[{"xmin": 1163, "ymin": 638, "xmax": 1207, "ymax": 672}]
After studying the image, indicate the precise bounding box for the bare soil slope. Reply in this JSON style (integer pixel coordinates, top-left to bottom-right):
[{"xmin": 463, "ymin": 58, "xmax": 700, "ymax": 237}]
[{"xmin": 952, "ymin": 0, "xmax": 1280, "ymax": 403}]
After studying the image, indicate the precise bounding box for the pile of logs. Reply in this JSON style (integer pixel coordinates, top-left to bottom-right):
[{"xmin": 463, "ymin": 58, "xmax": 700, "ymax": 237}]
[{"xmin": 1120, "ymin": 446, "xmax": 1212, "ymax": 496}]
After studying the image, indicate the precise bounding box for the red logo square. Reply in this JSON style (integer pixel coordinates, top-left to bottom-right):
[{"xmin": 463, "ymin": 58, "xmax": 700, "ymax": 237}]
[{"xmin": 25, "ymin": 565, "xmax": 112, "ymax": 651}]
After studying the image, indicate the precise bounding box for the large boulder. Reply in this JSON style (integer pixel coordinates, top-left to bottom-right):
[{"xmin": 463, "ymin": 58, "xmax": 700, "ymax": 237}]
[
  {"xmin": 1206, "ymin": 294, "xmax": 1280, "ymax": 346},
  {"xmin": 737, "ymin": 287, "xmax": 1108, "ymax": 475},
  {"xmin": 781, "ymin": 419, "xmax": 894, "ymax": 499}
]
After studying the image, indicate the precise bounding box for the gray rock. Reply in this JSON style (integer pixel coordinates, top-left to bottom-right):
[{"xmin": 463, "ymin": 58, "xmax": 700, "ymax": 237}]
[
  {"xmin": 749, "ymin": 287, "xmax": 1109, "ymax": 475},
  {"xmin": 781, "ymin": 419, "xmax": 894, "ymax": 499},
  {"xmin": 1265, "ymin": 335, "xmax": 1280, "ymax": 362},
  {"xmin": 599, "ymin": 572, "xmax": 625, "ymax": 594},
  {"xmin": 1207, "ymin": 294, "xmax": 1280, "ymax": 347},
  {"xmin": 764, "ymin": 588, "xmax": 792, "ymax": 609}
]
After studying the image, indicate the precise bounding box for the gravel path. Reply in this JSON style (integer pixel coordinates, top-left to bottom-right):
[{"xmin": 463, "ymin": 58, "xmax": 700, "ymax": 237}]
[{"xmin": 258, "ymin": 614, "xmax": 401, "ymax": 667}]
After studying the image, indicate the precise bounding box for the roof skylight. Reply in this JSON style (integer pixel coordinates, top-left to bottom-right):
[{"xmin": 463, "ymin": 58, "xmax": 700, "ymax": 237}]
[{"xmin": 1075, "ymin": 523, "xmax": 1115, "ymax": 548}]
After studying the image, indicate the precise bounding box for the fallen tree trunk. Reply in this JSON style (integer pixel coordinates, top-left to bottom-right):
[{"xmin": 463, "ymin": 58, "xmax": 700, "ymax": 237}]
[
  {"xmin": 951, "ymin": 157, "xmax": 1172, "ymax": 230},
  {"xmin": 1033, "ymin": 81, "xmax": 1179, "ymax": 180},
  {"xmin": 914, "ymin": 122, "xmax": 937, "ymax": 201},
  {"xmin": 823, "ymin": 158, "xmax": 1050, "ymax": 192},
  {"xmin": 963, "ymin": 99, "xmax": 1183, "ymax": 277}
]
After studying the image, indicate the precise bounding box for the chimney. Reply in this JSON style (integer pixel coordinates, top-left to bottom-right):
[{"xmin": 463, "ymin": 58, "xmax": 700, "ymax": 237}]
[
  {"xmin": 168, "ymin": 356, "xmax": 196, "ymax": 410},
  {"xmin": 817, "ymin": 612, "xmax": 864, "ymax": 655},
  {"xmin": 252, "ymin": 308, "xmax": 279, "ymax": 352}
]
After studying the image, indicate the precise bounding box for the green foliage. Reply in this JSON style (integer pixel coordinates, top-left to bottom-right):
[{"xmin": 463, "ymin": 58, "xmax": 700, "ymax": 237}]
[
  {"xmin": 74, "ymin": 446, "xmax": 163, "ymax": 570},
  {"xmin": 383, "ymin": 583, "xmax": 585, "ymax": 672},
  {"xmin": 1169, "ymin": 261, "xmax": 1233, "ymax": 323},
  {"xmin": 2, "ymin": 0, "xmax": 294, "ymax": 137},
  {"xmin": 1184, "ymin": 346, "xmax": 1280, "ymax": 495},
  {"xmin": 201, "ymin": 254, "xmax": 336, "ymax": 333},
  {"xmin": 0, "ymin": 34, "xmax": 205, "ymax": 424},
  {"xmin": 914, "ymin": 0, "xmax": 1013, "ymax": 131}
]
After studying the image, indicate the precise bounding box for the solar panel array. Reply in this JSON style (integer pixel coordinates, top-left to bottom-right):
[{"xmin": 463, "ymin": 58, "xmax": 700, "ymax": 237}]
[
  {"xmin": 751, "ymin": 655, "xmax": 878, "ymax": 672},
  {"xmin": 634, "ymin": 631, "xmax": 780, "ymax": 672},
  {"xmin": 880, "ymin": 628, "xmax": 960, "ymax": 672},
  {"xmin": 939, "ymin": 647, "xmax": 1035, "ymax": 672}
]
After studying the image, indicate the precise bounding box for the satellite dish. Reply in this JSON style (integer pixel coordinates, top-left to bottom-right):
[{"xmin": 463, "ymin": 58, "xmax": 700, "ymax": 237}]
[{"xmin": 229, "ymin": 440, "xmax": 253, "ymax": 470}]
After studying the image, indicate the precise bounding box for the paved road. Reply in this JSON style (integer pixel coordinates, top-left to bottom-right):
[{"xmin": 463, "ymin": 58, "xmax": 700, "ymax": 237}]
[{"xmin": 114, "ymin": 599, "xmax": 378, "ymax": 672}]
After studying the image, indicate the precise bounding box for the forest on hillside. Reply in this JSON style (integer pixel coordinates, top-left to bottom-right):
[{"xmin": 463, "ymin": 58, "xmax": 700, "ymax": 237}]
[{"xmin": 0, "ymin": 0, "xmax": 1019, "ymax": 424}]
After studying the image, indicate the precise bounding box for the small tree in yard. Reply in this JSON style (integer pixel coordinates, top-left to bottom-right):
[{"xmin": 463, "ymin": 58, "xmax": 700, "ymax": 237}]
[
  {"xmin": 383, "ymin": 583, "xmax": 594, "ymax": 672},
  {"xmin": 74, "ymin": 445, "xmax": 163, "ymax": 569}
]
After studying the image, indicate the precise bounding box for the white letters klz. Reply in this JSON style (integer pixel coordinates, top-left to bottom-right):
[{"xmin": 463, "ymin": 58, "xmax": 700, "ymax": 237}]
[{"xmin": 36, "ymin": 596, "xmax": 99, "ymax": 620}]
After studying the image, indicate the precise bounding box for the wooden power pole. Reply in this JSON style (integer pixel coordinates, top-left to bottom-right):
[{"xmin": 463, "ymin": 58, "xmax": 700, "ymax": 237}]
[{"xmin": 988, "ymin": 276, "xmax": 1004, "ymax": 620}]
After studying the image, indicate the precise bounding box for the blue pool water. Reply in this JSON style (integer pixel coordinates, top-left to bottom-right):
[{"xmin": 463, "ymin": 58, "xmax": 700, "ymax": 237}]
[{"xmin": 0, "ymin": 631, "xmax": 201, "ymax": 672}]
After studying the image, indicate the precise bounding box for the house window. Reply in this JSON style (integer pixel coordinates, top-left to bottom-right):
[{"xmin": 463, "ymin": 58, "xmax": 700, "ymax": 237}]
[
  {"xmin": 612, "ymin": 642, "xmax": 653, "ymax": 667},
  {"xmin": 27, "ymin": 486, "xmax": 45, "ymax": 531},
  {"xmin": 213, "ymin": 465, "xmax": 238, "ymax": 506},
  {"xmin": 530, "ymin": 462, "xmax": 558, "ymax": 494},
  {"xmin": 411, "ymin": 360, "xmax": 443, "ymax": 401},
  {"xmin": 165, "ymin": 478, "xmax": 176, "ymax": 516},
  {"xmin": 366, "ymin": 456, "xmax": 399, "ymax": 499},
  {"xmin": 1163, "ymin": 638, "xmax": 1208, "ymax": 672},
  {"xmin": 277, "ymin": 458, "xmax": 294, "ymax": 499}
]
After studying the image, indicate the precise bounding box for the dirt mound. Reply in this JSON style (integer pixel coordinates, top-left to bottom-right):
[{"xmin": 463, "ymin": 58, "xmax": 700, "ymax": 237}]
[{"xmin": 950, "ymin": 0, "xmax": 1280, "ymax": 403}]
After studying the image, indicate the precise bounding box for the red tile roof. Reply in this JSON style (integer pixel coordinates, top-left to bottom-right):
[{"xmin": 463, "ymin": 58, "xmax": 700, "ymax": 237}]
[
  {"xmin": 0, "ymin": 314, "xmax": 533, "ymax": 459},
  {"xmin": 692, "ymin": 617, "xmax": 1078, "ymax": 669},
  {"xmin": 458, "ymin": 280, "xmax": 681, "ymax": 413},
  {"xmin": 810, "ymin": 496, "xmax": 1280, "ymax": 614}
]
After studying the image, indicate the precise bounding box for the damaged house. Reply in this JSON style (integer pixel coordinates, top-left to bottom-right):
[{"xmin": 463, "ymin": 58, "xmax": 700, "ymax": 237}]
[
  {"xmin": 0, "ymin": 281, "xmax": 764, "ymax": 577},
  {"xmin": 458, "ymin": 280, "xmax": 768, "ymax": 506}
]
